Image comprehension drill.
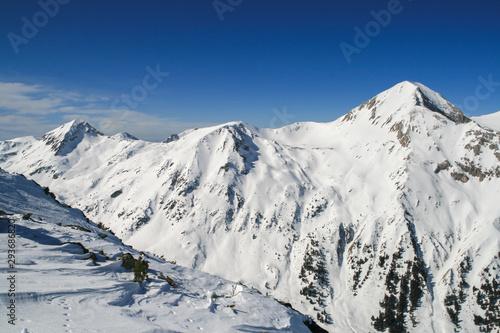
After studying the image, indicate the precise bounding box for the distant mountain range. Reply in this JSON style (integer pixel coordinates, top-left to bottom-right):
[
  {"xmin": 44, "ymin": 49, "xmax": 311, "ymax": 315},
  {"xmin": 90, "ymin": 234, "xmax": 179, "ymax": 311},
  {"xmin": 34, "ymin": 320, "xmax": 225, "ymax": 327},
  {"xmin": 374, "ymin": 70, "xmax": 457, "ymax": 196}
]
[{"xmin": 1, "ymin": 81, "xmax": 499, "ymax": 332}]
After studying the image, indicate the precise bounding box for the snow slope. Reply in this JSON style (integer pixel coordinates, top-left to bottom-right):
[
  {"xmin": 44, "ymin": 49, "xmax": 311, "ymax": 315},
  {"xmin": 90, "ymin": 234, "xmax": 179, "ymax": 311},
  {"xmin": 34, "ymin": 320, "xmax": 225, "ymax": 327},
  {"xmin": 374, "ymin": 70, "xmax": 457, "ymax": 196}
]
[
  {"xmin": 472, "ymin": 111, "xmax": 500, "ymax": 131},
  {"xmin": 0, "ymin": 169, "xmax": 313, "ymax": 332},
  {"xmin": 1, "ymin": 81, "xmax": 499, "ymax": 332}
]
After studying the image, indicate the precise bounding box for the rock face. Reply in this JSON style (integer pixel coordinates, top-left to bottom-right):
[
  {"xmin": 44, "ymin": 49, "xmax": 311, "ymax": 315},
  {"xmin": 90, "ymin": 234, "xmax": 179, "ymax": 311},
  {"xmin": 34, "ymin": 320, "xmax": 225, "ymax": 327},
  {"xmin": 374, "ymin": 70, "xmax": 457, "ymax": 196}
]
[
  {"xmin": 1, "ymin": 81, "xmax": 500, "ymax": 332},
  {"xmin": 119, "ymin": 253, "xmax": 136, "ymax": 269},
  {"xmin": 41, "ymin": 119, "xmax": 103, "ymax": 156}
]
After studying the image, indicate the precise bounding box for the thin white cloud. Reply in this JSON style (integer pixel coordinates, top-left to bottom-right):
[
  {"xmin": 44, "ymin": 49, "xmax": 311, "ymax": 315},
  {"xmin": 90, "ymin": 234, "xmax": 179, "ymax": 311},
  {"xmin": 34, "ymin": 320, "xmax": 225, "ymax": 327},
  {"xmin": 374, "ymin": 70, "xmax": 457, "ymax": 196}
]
[
  {"xmin": 0, "ymin": 82, "xmax": 62, "ymax": 114},
  {"xmin": 0, "ymin": 114, "xmax": 60, "ymax": 139},
  {"xmin": 0, "ymin": 81, "xmax": 215, "ymax": 141},
  {"xmin": 60, "ymin": 110, "xmax": 216, "ymax": 141}
]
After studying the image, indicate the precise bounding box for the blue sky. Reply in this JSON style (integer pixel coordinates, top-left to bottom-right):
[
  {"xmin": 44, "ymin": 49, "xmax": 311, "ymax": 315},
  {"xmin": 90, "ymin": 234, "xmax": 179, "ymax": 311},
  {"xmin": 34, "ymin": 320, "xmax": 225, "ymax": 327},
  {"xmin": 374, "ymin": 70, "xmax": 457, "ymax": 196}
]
[{"xmin": 1, "ymin": 0, "xmax": 500, "ymax": 140}]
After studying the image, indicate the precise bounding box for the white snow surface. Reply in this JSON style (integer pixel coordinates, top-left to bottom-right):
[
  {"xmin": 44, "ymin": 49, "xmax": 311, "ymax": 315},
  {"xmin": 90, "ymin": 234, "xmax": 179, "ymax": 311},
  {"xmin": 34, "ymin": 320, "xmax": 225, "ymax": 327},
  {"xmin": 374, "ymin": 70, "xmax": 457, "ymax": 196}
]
[
  {"xmin": 472, "ymin": 110, "xmax": 500, "ymax": 131},
  {"xmin": 1, "ymin": 81, "xmax": 500, "ymax": 332},
  {"xmin": 0, "ymin": 169, "xmax": 311, "ymax": 333}
]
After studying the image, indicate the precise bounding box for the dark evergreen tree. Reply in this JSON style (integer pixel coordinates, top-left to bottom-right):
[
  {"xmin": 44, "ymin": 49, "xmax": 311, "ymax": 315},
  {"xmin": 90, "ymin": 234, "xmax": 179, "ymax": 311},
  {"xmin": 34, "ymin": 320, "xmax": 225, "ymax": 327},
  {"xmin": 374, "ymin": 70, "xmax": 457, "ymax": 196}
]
[{"xmin": 133, "ymin": 256, "xmax": 149, "ymax": 285}]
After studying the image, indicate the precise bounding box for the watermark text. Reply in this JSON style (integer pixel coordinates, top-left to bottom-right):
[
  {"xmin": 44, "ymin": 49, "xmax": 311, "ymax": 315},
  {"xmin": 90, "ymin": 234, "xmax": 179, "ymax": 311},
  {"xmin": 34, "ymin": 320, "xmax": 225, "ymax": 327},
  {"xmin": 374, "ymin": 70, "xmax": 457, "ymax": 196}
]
[
  {"xmin": 340, "ymin": 0, "xmax": 410, "ymax": 63},
  {"xmin": 8, "ymin": 0, "xmax": 71, "ymax": 54},
  {"xmin": 6, "ymin": 219, "xmax": 17, "ymax": 325},
  {"xmin": 213, "ymin": 0, "xmax": 243, "ymax": 22},
  {"xmin": 458, "ymin": 75, "xmax": 500, "ymax": 113}
]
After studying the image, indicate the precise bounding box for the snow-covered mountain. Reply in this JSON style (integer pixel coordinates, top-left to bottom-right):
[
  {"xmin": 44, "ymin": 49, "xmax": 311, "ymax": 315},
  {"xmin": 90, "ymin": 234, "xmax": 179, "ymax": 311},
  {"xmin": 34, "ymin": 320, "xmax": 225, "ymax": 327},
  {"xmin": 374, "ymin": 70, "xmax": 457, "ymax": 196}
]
[
  {"xmin": 1, "ymin": 81, "xmax": 499, "ymax": 332},
  {"xmin": 472, "ymin": 111, "xmax": 500, "ymax": 132},
  {"xmin": 0, "ymin": 168, "xmax": 315, "ymax": 332}
]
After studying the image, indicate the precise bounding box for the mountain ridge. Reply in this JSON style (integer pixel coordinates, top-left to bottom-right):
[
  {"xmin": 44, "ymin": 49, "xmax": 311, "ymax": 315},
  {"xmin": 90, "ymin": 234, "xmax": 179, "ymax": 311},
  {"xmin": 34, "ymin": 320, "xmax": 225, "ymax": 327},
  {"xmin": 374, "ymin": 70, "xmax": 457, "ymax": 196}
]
[
  {"xmin": 342, "ymin": 81, "xmax": 470, "ymax": 126},
  {"xmin": 1, "ymin": 81, "xmax": 499, "ymax": 332},
  {"xmin": 40, "ymin": 119, "xmax": 103, "ymax": 156},
  {"xmin": 0, "ymin": 168, "xmax": 315, "ymax": 332},
  {"xmin": 472, "ymin": 110, "xmax": 500, "ymax": 132}
]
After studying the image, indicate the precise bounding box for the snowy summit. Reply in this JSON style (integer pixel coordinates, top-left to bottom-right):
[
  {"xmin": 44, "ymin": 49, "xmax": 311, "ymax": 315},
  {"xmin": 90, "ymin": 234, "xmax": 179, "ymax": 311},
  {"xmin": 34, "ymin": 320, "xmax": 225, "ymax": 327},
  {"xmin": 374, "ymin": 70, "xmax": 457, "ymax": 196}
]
[{"xmin": 1, "ymin": 81, "xmax": 499, "ymax": 332}]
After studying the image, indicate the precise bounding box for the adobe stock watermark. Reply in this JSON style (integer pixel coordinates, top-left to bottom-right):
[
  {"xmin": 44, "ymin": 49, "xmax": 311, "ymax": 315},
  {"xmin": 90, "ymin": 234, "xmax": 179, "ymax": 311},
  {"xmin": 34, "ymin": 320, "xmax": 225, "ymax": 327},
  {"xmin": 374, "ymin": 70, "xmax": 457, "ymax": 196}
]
[
  {"xmin": 339, "ymin": 0, "xmax": 411, "ymax": 64},
  {"xmin": 457, "ymin": 75, "xmax": 500, "ymax": 113},
  {"xmin": 270, "ymin": 107, "xmax": 296, "ymax": 128},
  {"xmin": 6, "ymin": 218, "xmax": 17, "ymax": 326},
  {"xmin": 100, "ymin": 64, "xmax": 169, "ymax": 133},
  {"xmin": 213, "ymin": 0, "xmax": 243, "ymax": 22},
  {"xmin": 7, "ymin": 0, "xmax": 71, "ymax": 54}
]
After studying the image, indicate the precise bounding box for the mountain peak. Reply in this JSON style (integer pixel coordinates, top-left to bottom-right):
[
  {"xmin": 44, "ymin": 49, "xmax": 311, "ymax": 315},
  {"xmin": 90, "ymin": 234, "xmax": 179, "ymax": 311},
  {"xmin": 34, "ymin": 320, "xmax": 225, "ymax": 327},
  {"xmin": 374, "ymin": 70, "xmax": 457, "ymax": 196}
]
[
  {"xmin": 345, "ymin": 81, "xmax": 470, "ymax": 125},
  {"xmin": 111, "ymin": 132, "xmax": 138, "ymax": 141},
  {"xmin": 41, "ymin": 119, "xmax": 103, "ymax": 155}
]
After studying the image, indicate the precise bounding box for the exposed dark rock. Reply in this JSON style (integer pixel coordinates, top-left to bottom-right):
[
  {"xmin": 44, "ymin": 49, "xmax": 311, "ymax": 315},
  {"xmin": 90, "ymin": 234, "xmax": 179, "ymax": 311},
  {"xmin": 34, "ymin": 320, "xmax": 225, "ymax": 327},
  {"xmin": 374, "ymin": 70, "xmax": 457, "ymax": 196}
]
[
  {"xmin": 62, "ymin": 242, "xmax": 89, "ymax": 254},
  {"xmin": 43, "ymin": 187, "xmax": 57, "ymax": 200},
  {"xmin": 87, "ymin": 252, "xmax": 98, "ymax": 265},
  {"xmin": 110, "ymin": 190, "xmax": 122, "ymax": 198},
  {"xmin": 159, "ymin": 273, "xmax": 179, "ymax": 288},
  {"xmin": 390, "ymin": 121, "xmax": 410, "ymax": 147},
  {"xmin": 303, "ymin": 317, "xmax": 329, "ymax": 333},
  {"xmin": 434, "ymin": 160, "xmax": 451, "ymax": 174},
  {"xmin": 451, "ymin": 172, "xmax": 469, "ymax": 183},
  {"xmin": 119, "ymin": 253, "xmax": 136, "ymax": 269},
  {"xmin": 416, "ymin": 87, "xmax": 470, "ymax": 124},
  {"xmin": 163, "ymin": 133, "xmax": 179, "ymax": 144},
  {"xmin": 64, "ymin": 224, "xmax": 91, "ymax": 232},
  {"xmin": 41, "ymin": 120, "xmax": 103, "ymax": 156}
]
